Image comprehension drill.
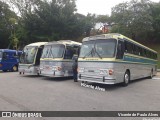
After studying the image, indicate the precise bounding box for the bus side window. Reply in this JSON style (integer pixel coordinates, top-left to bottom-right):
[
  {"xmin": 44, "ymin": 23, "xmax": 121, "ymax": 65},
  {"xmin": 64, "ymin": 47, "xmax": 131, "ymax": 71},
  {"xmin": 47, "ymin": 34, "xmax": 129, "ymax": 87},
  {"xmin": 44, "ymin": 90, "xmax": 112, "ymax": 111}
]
[
  {"xmin": 116, "ymin": 41, "xmax": 124, "ymax": 59},
  {"xmin": 124, "ymin": 41, "xmax": 127, "ymax": 52}
]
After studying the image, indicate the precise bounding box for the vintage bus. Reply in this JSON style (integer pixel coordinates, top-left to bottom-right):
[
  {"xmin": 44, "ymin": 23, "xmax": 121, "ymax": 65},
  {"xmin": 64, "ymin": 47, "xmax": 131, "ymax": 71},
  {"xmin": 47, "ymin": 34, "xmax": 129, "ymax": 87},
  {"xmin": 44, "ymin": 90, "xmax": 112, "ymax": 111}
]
[
  {"xmin": 19, "ymin": 42, "xmax": 48, "ymax": 75},
  {"xmin": 0, "ymin": 49, "xmax": 22, "ymax": 72},
  {"xmin": 39, "ymin": 40, "xmax": 81, "ymax": 77},
  {"xmin": 78, "ymin": 33, "xmax": 158, "ymax": 86}
]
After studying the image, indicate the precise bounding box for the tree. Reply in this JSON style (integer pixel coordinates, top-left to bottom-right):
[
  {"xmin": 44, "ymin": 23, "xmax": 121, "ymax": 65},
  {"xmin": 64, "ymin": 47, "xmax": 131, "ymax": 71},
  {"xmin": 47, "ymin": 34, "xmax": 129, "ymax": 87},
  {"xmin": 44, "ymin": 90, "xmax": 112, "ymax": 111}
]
[
  {"xmin": 5, "ymin": 0, "xmax": 96, "ymax": 44},
  {"xmin": 8, "ymin": 18, "xmax": 19, "ymax": 49},
  {"xmin": 0, "ymin": 0, "xmax": 18, "ymax": 48},
  {"xmin": 82, "ymin": 13, "xmax": 96, "ymax": 36},
  {"xmin": 150, "ymin": 2, "xmax": 160, "ymax": 42},
  {"xmin": 111, "ymin": 0, "xmax": 154, "ymax": 41}
]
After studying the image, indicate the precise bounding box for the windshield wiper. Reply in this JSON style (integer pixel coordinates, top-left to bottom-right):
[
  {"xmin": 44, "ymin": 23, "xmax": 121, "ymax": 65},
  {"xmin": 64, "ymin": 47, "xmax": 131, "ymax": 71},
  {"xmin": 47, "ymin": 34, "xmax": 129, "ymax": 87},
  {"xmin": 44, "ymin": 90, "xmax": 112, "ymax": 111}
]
[
  {"xmin": 82, "ymin": 48, "xmax": 94, "ymax": 59},
  {"xmin": 49, "ymin": 49, "xmax": 55, "ymax": 58},
  {"xmin": 94, "ymin": 49, "xmax": 102, "ymax": 59}
]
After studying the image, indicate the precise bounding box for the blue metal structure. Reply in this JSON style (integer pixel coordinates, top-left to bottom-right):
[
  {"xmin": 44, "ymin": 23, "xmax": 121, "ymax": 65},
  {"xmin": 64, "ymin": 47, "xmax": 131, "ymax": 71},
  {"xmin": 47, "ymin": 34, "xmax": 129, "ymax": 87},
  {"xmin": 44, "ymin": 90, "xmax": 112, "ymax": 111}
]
[{"xmin": 0, "ymin": 49, "xmax": 22, "ymax": 72}]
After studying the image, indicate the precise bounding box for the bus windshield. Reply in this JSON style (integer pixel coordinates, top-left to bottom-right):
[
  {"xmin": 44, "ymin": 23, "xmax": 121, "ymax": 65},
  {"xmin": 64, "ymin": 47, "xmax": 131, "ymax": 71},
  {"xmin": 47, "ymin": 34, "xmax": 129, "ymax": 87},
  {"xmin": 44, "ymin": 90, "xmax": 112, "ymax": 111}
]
[
  {"xmin": 79, "ymin": 39, "xmax": 117, "ymax": 58},
  {"xmin": 41, "ymin": 44, "xmax": 65, "ymax": 58},
  {"xmin": 41, "ymin": 45, "xmax": 51, "ymax": 58},
  {"xmin": 20, "ymin": 46, "xmax": 38, "ymax": 64}
]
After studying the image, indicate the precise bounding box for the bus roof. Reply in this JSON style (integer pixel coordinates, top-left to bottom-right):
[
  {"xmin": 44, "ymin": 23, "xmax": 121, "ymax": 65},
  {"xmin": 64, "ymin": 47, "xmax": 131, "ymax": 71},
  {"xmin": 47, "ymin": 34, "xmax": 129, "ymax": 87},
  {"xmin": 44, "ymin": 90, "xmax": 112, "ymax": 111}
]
[
  {"xmin": 82, "ymin": 33, "xmax": 157, "ymax": 53},
  {"xmin": 45, "ymin": 40, "xmax": 81, "ymax": 46},
  {"xmin": 26, "ymin": 42, "xmax": 48, "ymax": 47}
]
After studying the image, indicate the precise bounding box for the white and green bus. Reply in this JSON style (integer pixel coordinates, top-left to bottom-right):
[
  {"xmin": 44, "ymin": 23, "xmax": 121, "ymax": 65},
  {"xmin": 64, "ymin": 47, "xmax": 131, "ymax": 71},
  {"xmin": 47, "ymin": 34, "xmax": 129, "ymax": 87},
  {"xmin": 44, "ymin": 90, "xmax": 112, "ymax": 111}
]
[
  {"xmin": 39, "ymin": 40, "xmax": 81, "ymax": 77},
  {"xmin": 78, "ymin": 33, "xmax": 158, "ymax": 86},
  {"xmin": 19, "ymin": 42, "xmax": 48, "ymax": 75}
]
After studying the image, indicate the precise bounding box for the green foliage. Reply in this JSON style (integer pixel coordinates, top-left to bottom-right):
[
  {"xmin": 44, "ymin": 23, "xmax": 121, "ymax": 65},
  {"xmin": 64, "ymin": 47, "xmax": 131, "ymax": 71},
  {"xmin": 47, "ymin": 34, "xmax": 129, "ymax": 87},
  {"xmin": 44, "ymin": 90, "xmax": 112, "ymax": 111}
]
[
  {"xmin": 96, "ymin": 15, "xmax": 110, "ymax": 24},
  {"xmin": 9, "ymin": 33, "xmax": 19, "ymax": 49},
  {"xmin": 150, "ymin": 2, "xmax": 160, "ymax": 42},
  {"xmin": 1, "ymin": 0, "xmax": 160, "ymax": 49},
  {"xmin": 4, "ymin": 0, "xmax": 96, "ymax": 46},
  {"xmin": 0, "ymin": 1, "xmax": 18, "ymax": 49},
  {"xmin": 111, "ymin": 0, "xmax": 154, "ymax": 41}
]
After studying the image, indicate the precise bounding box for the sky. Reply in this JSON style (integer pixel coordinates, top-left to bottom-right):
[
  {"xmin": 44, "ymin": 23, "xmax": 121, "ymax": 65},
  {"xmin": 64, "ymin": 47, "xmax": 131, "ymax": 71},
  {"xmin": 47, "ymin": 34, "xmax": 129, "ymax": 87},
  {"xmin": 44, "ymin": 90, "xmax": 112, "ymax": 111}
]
[{"xmin": 76, "ymin": 0, "xmax": 160, "ymax": 16}]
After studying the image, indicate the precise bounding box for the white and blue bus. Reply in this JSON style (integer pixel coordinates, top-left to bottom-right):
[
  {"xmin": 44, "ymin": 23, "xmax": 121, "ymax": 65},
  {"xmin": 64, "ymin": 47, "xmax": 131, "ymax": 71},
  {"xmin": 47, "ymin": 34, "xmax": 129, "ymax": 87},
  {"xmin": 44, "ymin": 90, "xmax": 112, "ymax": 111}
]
[
  {"xmin": 39, "ymin": 40, "xmax": 81, "ymax": 77},
  {"xmin": 19, "ymin": 42, "xmax": 48, "ymax": 75},
  {"xmin": 78, "ymin": 33, "xmax": 158, "ymax": 86}
]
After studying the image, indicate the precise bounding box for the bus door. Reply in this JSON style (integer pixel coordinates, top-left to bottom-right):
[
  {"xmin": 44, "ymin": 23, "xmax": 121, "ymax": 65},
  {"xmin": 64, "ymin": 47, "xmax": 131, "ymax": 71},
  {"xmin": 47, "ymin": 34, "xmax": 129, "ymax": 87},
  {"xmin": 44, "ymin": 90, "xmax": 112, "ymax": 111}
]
[
  {"xmin": 35, "ymin": 47, "xmax": 43, "ymax": 66},
  {"xmin": 115, "ymin": 40, "xmax": 125, "ymax": 82}
]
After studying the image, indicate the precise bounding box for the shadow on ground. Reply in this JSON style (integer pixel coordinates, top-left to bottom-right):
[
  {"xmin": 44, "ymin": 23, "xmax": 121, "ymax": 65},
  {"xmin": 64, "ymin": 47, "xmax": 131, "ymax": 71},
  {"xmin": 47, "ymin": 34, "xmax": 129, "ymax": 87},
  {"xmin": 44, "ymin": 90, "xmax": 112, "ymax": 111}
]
[
  {"xmin": 19, "ymin": 74, "xmax": 73, "ymax": 82},
  {"xmin": 40, "ymin": 76, "xmax": 73, "ymax": 82},
  {"xmin": 80, "ymin": 77, "xmax": 150, "ymax": 91}
]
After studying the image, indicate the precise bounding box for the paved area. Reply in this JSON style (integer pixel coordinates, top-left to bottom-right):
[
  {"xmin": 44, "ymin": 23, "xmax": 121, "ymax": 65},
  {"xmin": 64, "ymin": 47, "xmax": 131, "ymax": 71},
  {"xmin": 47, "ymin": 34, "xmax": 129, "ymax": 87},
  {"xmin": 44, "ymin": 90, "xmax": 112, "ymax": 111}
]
[
  {"xmin": 0, "ymin": 71, "xmax": 160, "ymax": 120},
  {"xmin": 152, "ymin": 72, "xmax": 160, "ymax": 80}
]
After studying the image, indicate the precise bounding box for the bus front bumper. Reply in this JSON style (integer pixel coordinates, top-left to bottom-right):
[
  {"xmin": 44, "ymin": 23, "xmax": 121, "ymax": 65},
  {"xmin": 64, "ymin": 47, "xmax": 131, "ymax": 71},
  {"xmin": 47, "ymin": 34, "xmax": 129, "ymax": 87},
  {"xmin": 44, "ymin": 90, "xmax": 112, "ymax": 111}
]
[
  {"xmin": 19, "ymin": 66, "xmax": 39, "ymax": 75},
  {"xmin": 39, "ymin": 70, "xmax": 72, "ymax": 77},
  {"xmin": 78, "ymin": 74, "xmax": 116, "ymax": 84}
]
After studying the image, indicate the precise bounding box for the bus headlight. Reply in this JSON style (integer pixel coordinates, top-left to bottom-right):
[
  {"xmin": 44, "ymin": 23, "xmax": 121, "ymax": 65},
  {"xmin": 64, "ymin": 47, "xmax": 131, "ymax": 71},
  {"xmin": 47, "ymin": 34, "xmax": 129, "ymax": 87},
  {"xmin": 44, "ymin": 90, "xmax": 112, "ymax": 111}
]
[
  {"xmin": 57, "ymin": 66, "xmax": 62, "ymax": 71},
  {"xmin": 78, "ymin": 68, "xmax": 85, "ymax": 73},
  {"xmin": 108, "ymin": 69, "xmax": 114, "ymax": 75}
]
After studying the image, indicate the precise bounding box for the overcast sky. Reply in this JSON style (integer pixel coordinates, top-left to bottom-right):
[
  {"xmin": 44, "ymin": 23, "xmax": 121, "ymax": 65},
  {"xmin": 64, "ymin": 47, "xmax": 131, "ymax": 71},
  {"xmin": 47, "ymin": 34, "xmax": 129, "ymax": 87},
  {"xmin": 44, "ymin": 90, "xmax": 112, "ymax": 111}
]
[{"xmin": 76, "ymin": 0, "xmax": 160, "ymax": 16}]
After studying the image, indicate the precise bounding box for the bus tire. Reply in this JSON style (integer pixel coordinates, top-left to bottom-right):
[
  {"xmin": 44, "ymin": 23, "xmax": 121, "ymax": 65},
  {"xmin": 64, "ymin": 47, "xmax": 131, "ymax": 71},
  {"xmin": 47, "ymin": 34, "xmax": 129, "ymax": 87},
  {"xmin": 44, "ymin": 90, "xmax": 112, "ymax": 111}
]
[
  {"xmin": 149, "ymin": 69, "xmax": 153, "ymax": 79},
  {"xmin": 19, "ymin": 72, "xmax": 21, "ymax": 75},
  {"xmin": 37, "ymin": 73, "xmax": 40, "ymax": 76},
  {"xmin": 122, "ymin": 71, "xmax": 130, "ymax": 87},
  {"xmin": 74, "ymin": 79, "xmax": 78, "ymax": 82},
  {"xmin": 3, "ymin": 70, "xmax": 7, "ymax": 72},
  {"xmin": 12, "ymin": 65, "xmax": 18, "ymax": 72}
]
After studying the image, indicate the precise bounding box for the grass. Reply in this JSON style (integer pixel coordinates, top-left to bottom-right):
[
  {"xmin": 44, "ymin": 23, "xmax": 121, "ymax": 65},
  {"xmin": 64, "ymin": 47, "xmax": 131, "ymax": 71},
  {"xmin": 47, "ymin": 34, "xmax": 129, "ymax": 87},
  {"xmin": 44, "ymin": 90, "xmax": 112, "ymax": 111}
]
[{"xmin": 145, "ymin": 44, "xmax": 160, "ymax": 69}]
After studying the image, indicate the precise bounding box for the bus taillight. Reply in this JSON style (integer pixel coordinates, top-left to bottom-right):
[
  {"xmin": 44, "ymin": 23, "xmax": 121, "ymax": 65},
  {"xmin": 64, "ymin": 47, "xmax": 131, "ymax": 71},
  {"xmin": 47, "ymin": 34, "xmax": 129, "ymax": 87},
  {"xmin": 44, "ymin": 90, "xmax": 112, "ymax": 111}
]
[{"xmin": 109, "ymin": 69, "xmax": 114, "ymax": 75}]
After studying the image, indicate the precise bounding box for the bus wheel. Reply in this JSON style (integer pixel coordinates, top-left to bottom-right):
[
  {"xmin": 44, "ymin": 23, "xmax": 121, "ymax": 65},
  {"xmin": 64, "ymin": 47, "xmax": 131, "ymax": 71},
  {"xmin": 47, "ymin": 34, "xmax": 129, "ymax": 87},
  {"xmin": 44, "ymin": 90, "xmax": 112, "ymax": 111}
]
[
  {"xmin": 19, "ymin": 72, "xmax": 21, "ymax": 75},
  {"xmin": 12, "ymin": 65, "xmax": 18, "ymax": 72},
  {"xmin": 122, "ymin": 71, "xmax": 130, "ymax": 87},
  {"xmin": 3, "ymin": 70, "xmax": 7, "ymax": 72},
  {"xmin": 74, "ymin": 79, "xmax": 78, "ymax": 82},
  {"xmin": 149, "ymin": 70, "xmax": 153, "ymax": 79}
]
